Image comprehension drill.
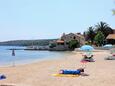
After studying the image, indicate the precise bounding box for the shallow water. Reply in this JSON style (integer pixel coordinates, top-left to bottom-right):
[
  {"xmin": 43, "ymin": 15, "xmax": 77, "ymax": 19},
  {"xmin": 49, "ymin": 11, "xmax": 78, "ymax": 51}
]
[{"xmin": 0, "ymin": 46, "xmax": 73, "ymax": 67}]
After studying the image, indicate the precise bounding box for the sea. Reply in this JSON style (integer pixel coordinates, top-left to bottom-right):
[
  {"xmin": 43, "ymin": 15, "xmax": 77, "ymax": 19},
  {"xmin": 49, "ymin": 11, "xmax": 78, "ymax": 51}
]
[{"xmin": 0, "ymin": 46, "xmax": 73, "ymax": 67}]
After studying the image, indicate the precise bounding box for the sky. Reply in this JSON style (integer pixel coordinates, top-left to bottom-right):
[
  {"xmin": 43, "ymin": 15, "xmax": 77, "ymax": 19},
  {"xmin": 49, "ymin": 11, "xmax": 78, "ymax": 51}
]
[{"xmin": 0, "ymin": 0, "xmax": 115, "ymax": 41}]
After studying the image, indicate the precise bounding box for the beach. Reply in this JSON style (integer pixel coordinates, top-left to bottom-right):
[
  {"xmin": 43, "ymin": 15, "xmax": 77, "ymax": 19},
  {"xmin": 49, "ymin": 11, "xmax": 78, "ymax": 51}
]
[{"xmin": 0, "ymin": 50, "xmax": 115, "ymax": 86}]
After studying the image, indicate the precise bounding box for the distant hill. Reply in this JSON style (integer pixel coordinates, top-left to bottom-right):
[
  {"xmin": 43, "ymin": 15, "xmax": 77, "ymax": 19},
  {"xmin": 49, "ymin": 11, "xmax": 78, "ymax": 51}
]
[{"xmin": 0, "ymin": 39, "xmax": 57, "ymax": 46}]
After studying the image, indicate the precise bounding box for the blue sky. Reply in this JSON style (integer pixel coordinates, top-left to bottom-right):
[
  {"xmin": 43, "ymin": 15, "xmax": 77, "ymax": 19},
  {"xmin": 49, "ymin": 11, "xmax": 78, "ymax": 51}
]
[{"xmin": 0, "ymin": 0, "xmax": 115, "ymax": 41}]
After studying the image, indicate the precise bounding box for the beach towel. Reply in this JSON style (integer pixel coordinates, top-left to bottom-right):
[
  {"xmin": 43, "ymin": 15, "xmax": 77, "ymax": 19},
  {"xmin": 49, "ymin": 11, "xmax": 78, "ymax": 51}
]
[{"xmin": 52, "ymin": 74, "xmax": 80, "ymax": 77}]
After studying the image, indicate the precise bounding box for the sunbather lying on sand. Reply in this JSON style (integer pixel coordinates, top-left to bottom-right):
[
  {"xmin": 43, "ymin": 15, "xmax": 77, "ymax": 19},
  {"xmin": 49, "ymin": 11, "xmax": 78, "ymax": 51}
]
[
  {"xmin": 59, "ymin": 68, "xmax": 84, "ymax": 75},
  {"xmin": 52, "ymin": 68, "xmax": 89, "ymax": 77}
]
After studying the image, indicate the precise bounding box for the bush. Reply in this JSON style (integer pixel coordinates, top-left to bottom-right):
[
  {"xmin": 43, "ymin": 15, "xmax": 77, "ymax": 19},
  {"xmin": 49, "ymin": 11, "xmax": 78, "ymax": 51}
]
[
  {"xmin": 68, "ymin": 40, "xmax": 80, "ymax": 50},
  {"xmin": 49, "ymin": 43, "xmax": 56, "ymax": 48}
]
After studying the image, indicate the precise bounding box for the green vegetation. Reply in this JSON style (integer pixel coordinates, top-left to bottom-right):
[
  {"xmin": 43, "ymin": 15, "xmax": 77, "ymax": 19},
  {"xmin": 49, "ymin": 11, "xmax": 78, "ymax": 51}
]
[
  {"xmin": 0, "ymin": 39, "xmax": 57, "ymax": 46},
  {"xmin": 112, "ymin": 9, "xmax": 115, "ymax": 15},
  {"xmin": 84, "ymin": 21, "xmax": 113, "ymax": 46},
  {"xmin": 68, "ymin": 40, "xmax": 80, "ymax": 50},
  {"xmin": 49, "ymin": 43, "xmax": 56, "ymax": 48},
  {"xmin": 94, "ymin": 31, "xmax": 105, "ymax": 46},
  {"xmin": 85, "ymin": 26, "xmax": 96, "ymax": 44},
  {"xmin": 95, "ymin": 21, "xmax": 113, "ymax": 38}
]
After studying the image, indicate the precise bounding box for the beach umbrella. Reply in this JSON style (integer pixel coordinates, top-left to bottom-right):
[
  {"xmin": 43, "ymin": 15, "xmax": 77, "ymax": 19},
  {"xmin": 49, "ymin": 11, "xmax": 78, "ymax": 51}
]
[
  {"xmin": 80, "ymin": 45, "xmax": 94, "ymax": 51},
  {"xmin": 80, "ymin": 45, "xmax": 94, "ymax": 68},
  {"xmin": 103, "ymin": 44, "xmax": 112, "ymax": 48}
]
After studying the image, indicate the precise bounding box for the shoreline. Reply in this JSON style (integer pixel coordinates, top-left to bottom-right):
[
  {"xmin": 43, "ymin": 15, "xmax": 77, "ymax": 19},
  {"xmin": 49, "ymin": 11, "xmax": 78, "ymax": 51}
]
[
  {"xmin": 0, "ymin": 49, "xmax": 74, "ymax": 68},
  {"xmin": 0, "ymin": 51, "xmax": 74, "ymax": 68},
  {"xmin": 0, "ymin": 50, "xmax": 115, "ymax": 86}
]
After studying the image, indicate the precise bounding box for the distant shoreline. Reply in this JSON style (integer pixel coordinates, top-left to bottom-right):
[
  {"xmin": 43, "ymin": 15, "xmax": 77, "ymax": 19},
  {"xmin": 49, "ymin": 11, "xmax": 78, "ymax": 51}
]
[{"xmin": 0, "ymin": 39, "xmax": 57, "ymax": 46}]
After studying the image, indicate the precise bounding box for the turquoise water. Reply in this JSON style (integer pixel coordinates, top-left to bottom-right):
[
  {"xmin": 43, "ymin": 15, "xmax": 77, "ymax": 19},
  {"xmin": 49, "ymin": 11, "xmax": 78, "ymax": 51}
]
[{"xmin": 0, "ymin": 46, "xmax": 73, "ymax": 66}]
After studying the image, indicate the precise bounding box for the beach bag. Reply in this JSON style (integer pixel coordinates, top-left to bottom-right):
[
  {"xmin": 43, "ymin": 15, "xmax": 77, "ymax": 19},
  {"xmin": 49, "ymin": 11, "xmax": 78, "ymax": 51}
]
[{"xmin": 0, "ymin": 74, "xmax": 6, "ymax": 80}]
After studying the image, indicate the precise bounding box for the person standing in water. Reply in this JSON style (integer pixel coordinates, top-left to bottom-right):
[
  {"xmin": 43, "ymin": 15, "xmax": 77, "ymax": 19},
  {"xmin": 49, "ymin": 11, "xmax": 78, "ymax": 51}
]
[
  {"xmin": 12, "ymin": 49, "xmax": 15, "ymax": 56},
  {"xmin": 12, "ymin": 49, "xmax": 15, "ymax": 67}
]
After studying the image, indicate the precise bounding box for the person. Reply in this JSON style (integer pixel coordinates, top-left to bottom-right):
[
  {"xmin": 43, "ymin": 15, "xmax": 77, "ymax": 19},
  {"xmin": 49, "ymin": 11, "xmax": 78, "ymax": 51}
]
[
  {"xmin": 82, "ymin": 51, "xmax": 94, "ymax": 62},
  {"xmin": 59, "ymin": 68, "xmax": 84, "ymax": 75},
  {"xmin": 12, "ymin": 49, "xmax": 15, "ymax": 56},
  {"xmin": 83, "ymin": 51, "xmax": 93, "ymax": 58}
]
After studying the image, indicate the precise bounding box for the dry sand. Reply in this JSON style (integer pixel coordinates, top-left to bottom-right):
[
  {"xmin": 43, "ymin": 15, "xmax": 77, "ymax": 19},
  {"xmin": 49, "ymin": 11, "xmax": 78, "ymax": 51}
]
[{"xmin": 0, "ymin": 50, "xmax": 115, "ymax": 86}]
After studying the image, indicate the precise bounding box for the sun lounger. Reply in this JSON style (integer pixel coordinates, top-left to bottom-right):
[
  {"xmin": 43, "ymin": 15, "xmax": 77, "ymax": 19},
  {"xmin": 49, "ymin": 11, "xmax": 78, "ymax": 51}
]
[{"xmin": 105, "ymin": 56, "xmax": 115, "ymax": 60}]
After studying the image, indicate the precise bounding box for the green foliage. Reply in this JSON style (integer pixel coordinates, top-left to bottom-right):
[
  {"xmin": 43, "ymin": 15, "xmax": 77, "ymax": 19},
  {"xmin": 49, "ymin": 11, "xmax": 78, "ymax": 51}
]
[
  {"xmin": 95, "ymin": 21, "xmax": 113, "ymax": 38},
  {"xmin": 49, "ymin": 43, "xmax": 56, "ymax": 48},
  {"xmin": 84, "ymin": 21, "xmax": 113, "ymax": 46},
  {"xmin": 85, "ymin": 41, "xmax": 92, "ymax": 45},
  {"xmin": 85, "ymin": 26, "xmax": 96, "ymax": 44},
  {"xmin": 68, "ymin": 40, "xmax": 80, "ymax": 50},
  {"xmin": 0, "ymin": 39, "xmax": 57, "ymax": 46},
  {"xmin": 112, "ymin": 9, "xmax": 115, "ymax": 15},
  {"xmin": 94, "ymin": 31, "xmax": 105, "ymax": 46}
]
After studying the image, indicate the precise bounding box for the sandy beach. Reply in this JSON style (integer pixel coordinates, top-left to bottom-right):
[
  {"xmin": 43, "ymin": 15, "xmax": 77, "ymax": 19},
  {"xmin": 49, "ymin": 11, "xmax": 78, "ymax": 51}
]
[{"xmin": 0, "ymin": 50, "xmax": 115, "ymax": 86}]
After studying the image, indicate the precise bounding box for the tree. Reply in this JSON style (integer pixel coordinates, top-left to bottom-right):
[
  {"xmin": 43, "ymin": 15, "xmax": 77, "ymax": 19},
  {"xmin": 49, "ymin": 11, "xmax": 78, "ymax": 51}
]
[
  {"xmin": 85, "ymin": 26, "xmax": 96, "ymax": 44},
  {"xmin": 68, "ymin": 40, "xmax": 80, "ymax": 50},
  {"xmin": 95, "ymin": 21, "xmax": 113, "ymax": 38},
  {"xmin": 112, "ymin": 1, "xmax": 115, "ymax": 15},
  {"xmin": 49, "ymin": 43, "xmax": 56, "ymax": 48},
  {"xmin": 112, "ymin": 9, "xmax": 115, "ymax": 15},
  {"xmin": 94, "ymin": 31, "xmax": 105, "ymax": 46}
]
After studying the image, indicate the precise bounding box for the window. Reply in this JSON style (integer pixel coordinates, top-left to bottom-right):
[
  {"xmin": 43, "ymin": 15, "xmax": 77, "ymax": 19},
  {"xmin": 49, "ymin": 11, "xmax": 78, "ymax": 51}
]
[{"xmin": 73, "ymin": 36, "xmax": 76, "ymax": 39}]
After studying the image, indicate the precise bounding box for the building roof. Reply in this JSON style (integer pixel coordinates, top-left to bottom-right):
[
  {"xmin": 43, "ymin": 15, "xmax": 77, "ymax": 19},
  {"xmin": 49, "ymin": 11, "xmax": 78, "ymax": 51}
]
[
  {"xmin": 56, "ymin": 40, "xmax": 64, "ymax": 43},
  {"xmin": 61, "ymin": 33, "xmax": 84, "ymax": 39},
  {"xmin": 75, "ymin": 33, "xmax": 84, "ymax": 39},
  {"xmin": 106, "ymin": 34, "xmax": 115, "ymax": 39}
]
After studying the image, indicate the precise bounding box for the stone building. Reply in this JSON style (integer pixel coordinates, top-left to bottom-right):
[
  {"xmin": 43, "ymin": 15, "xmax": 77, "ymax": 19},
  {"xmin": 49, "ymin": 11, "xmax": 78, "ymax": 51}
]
[{"xmin": 49, "ymin": 33, "xmax": 85, "ymax": 51}]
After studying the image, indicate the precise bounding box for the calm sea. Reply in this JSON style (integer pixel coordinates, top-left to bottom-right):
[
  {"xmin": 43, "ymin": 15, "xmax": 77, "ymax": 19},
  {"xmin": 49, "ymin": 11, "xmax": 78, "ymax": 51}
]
[{"xmin": 0, "ymin": 46, "xmax": 73, "ymax": 67}]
